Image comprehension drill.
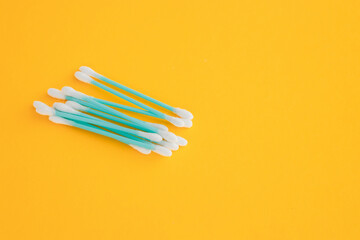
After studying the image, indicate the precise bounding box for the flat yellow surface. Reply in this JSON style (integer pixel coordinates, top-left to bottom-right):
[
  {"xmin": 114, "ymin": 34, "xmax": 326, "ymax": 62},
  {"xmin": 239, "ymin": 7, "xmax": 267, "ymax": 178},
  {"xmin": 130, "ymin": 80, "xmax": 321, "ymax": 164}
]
[{"xmin": 1, "ymin": 0, "xmax": 360, "ymax": 239}]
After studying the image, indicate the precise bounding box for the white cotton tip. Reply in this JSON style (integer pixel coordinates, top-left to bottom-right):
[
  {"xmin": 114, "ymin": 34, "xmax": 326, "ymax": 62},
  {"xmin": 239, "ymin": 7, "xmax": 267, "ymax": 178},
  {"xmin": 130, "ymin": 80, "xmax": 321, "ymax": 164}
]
[
  {"xmin": 129, "ymin": 144, "xmax": 151, "ymax": 154},
  {"xmin": 47, "ymin": 88, "xmax": 66, "ymax": 100},
  {"xmin": 176, "ymin": 136, "xmax": 188, "ymax": 146},
  {"xmin": 153, "ymin": 145, "xmax": 172, "ymax": 157},
  {"xmin": 137, "ymin": 131, "xmax": 162, "ymax": 142},
  {"xmin": 33, "ymin": 101, "xmax": 55, "ymax": 116},
  {"xmin": 61, "ymin": 86, "xmax": 87, "ymax": 99},
  {"xmin": 147, "ymin": 122, "xmax": 168, "ymax": 131},
  {"xmin": 183, "ymin": 119, "xmax": 193, "ymax": 128},
  {"xmin": 65, "ymin": 101, "xmax": 88, "ymax": 111},
  {"xmin": 173, "ymin": 107, "xmax": 193, "ymax": 120},
  {"xmin": 79, "ymin": 66, "xmax": 98, "ymax": 77},
  {"xmin": 53, "ymin": 102, "xmax": 79, "ymax": 114},
  {"xmin": 49, "ymin": 116, "xmax": 72, "ymax": 126},
  {"xmin": 33, "ymin": 101, "xmax": 45, "ymax": 109},
  {"xmin": 75, "ymin": 71, "xmax": 93, "ymax": 84},
  {"xmin": 159, "ymin": 141, "xmax": 179, "ymax": 151},
  {"xmin": 158, "ymin": 130, "xmax": 177, "ymax": 143},
  {"xmin": 165, "ymin": 116, "xmax": 185, "ymax": 127}
]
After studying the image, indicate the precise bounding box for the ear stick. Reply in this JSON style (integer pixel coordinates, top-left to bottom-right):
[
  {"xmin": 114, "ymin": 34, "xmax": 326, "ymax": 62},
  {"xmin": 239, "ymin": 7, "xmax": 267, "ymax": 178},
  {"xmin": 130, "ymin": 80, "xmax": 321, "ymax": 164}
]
[
  {"xmin": 52, "ymin": 103, "xmax": 163, "ymax": 142},
  {"xmin": 33, "ymin": 101, "xmax": 171, "ymax": 156},
  {"xmin": 92, "ymin": 98, "xmax": 192, "ymax": 128},
  {"xmin": 60, "ymin": 86, "xmax": 164, "ymax": 132},
  {"xmin": 79, "ymin": 66, "xmax": 193, "ymax": 120},
  {"xmin": 64, "ymin": 100, "xmax": 177, "ymax": 142},
  {"xmin": 64, "ymin": 101, "xmax": 159, "ymax": 133},
  {"xmin": 59, "ymin": 88, "xmax": 178, "ymax": 142},
  {"xmin": 75, "ymin": 71, "xmax": 186, "ymax": 127},
  {"xmin": 49, "ymin": 116, "xmax": 171, "ymax": 156},
  {"xmin": 69, "ymin": 121, "xmax": 152, "ymax": 154}
]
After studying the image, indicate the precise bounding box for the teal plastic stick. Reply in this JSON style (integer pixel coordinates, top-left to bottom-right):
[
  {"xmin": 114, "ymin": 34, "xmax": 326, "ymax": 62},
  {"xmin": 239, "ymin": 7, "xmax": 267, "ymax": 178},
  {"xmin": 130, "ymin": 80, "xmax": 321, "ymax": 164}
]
[
  {"xmin": 91, "ymin": 80, "xmax": 166, "ymax": 119},
  {"xmin": 94, "ymin": 98, "xmax": 157, "ymax": 117},
  {"xmin": 55, "ymin": 110, "xmax": 148, "ymax": 139},
  {"xmin": 71, "ymin": 120, "xmax": 147, "ymax": 143},
  {"xmin": 68, "ymin": 120, "xmax": 153, "ymax": 149},
  {"xmin": 86, "ymin": 108, "xmax": 156, "ymax": 133},
  {"xmin": 66, "ymin": 96, "xmax": 159, "ymax": 133},
  {"xmin": 97, "ymin": 74, "xmax": 175, "ymax": 111},
  {"xmin": 83, "ymin": 95, "xmax": 161, "ymax": 131},
  {"xmin": 66, "ymin": 96, "xmax": 152, "ymax": 131}
]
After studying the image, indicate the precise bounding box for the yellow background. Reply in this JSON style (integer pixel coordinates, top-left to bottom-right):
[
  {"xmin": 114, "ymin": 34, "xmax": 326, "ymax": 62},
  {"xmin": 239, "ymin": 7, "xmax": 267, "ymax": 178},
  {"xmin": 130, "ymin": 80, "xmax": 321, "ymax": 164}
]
[{"xmin": 1, "ymin": 0, "xmax": 360, "ymax": 239}]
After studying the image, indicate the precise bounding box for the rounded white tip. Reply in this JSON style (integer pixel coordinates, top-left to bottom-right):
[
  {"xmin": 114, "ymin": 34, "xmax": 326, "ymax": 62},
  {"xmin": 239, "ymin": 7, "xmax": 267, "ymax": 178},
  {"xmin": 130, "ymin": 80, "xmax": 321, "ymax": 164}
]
[
  {"xmin": 147, "ymin": 122, "xmax": 168, "ymax": 131},
  {"xmin": 183, "ymin": 119, "xmax": 193, "ymax": 128},
  {"xmin": 47, "ymin": 88, "xmax": 66, "ymax": 100},
  {"xmin": 79, "ymin": 66, "xmax": 97, "ymax": 77},
  {"xmin": 49, "ymin": 116, "xmax": 72, "ymax": 126},
  {"xmin": 138, "ymin": 131, "xmax": 162, "ymax": 142},
  {"xmin": 129, "ymin": 144, "xmax": 151, "ymax": 154},
  {"xmin": 33, "ymin": 101, "xmax": 55, "ymax": 116},
  {"xmin": 75, "ymin": 71, "xmax": 93, "ymax": 84},
  {"xmin": 65, "ymin": 101, "xmax": 88, "ymax": 111},
  {"xmin": 176, "ymin": 136, "xmax": 188, "ymax": 146},
  {"xmin": 165, "ymin": 116, "xmax": 185, "ymax": 127},
  {"xmin": 159, "ymin": 141, "xmax": 179, "ymax": 151},
  {"xmin": 173, "ymin": 108, "xmax": 193, "ymax": 120},
  {"xmin": 33, "ymin": 100, "xmax": 45, "ymax": 109},
  {"xmin": 53, "ymin": 102, "xmax": 79, "ymax": 114},
  {"xmin": 158, "ymin": 130, "xmax": 177, "ymax": 143},
  {"xmin": 153, "ymin": 145, "xmax": 172, "ymax": 157},
  {"xmin": 61, "ymin": 86, "xmax": 87, "ymax": 98}
]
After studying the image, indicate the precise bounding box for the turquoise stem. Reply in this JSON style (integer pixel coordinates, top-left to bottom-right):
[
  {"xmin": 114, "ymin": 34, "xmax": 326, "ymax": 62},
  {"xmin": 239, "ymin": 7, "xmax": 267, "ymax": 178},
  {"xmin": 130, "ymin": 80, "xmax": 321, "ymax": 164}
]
[
  {"xmin": 84, "ymin": 95, "xmax": 160, "ymax": 131},
  {"xmin": 97, "ymin": 74, "xmax": 175, "ymax": 111},
  {"xmin": 94, "ymin": 98, "xmax": 157, "ymax": 118},
  {"xmin": 86, "ymin": 108, "xmax": 157, "ymax": 133},
  {"xmin": 71, "ymin": 120, "xmax": 147, "ymax": 143},
  {"xmin": 66, "ymin": 96, "xmax": 159, "ymax": 133},
  {"xmin": 55, "ymin": 110, "xmax": 148, "ymax": 139},
  {"xmin": 91, "ymin": 80, "xmax": 166, "ymax": 118},
  {"xmin": 66, "ymin": 120, "xmax": 153, "ymax": 149}
]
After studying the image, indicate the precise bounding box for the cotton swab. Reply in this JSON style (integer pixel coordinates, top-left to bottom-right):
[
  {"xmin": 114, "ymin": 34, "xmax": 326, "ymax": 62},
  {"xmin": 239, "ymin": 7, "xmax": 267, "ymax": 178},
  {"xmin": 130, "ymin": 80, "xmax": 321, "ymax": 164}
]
[
  {"xmin": 66, "ymin": 101, "xmax": 185, "ymax": 148},
  {"xmin": 79, "ymin": 66, "xmax": 193, "ymax": 120},
  {"xmin": 65, "ymin": 101, "xmax": 168, "ymax": 132},
  {"xmin": 52, "ymin": 103, "xmax": 163, "ymax": 142},
  {"xmin": 74, "ymin": 71, "xmax": 186, "ymax": 127},
  {"xmin": 33, "ymin": 101, "xmax": 172, "ymax": 156},
  {"xmin": 58, "ymin": 87, "xmax": 178, "ymax": 142},
  {"xmin": 64, "ymin": 100, "xmax": 159, "ymax": 133},
  {"xmin": 48, "ymin": 87, "xmax": 158, "ymax": 118},
  {"xmin": 49, "ymin": 116, "xmax": 171, "ymax": 156},
  {"xmin": 46, "ymin": 88, "xmax": 187, "ymax": 146},
  {"xmin": 91, "ymin": 98, "xmax": 192, "ymax": 128},
  {"xmin": 105, "ymin": 128, "xmax": 179, "ymax": 151},
  {"xmin": 60, "ymin": 86, "xmax": 162, "ymax": 132}
]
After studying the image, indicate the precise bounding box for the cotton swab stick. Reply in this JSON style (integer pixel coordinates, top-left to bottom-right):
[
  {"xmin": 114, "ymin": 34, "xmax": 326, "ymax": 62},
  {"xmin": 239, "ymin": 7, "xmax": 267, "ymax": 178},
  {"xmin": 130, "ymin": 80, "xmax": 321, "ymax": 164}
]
[
  {"xmin": 66, "ymin": 101, "xmax": 185, "ymax": 148},
  {"xmin": 79, "ymin": 66, "xmax": 194, "ymax": 120},
  {"xmin": 52, "ymin": 103, "xmax": 163, "ymax": 142},
  {"xmin": 46, "ymin": 88, "xmax": 187, "ymax": 145},
  {"xmin": 49, "ymin": 87, "xmax": 159, "ymax": 118},
  {"xmin": 64, "ymin": 100, "xmax": 157, "ymax": 132},
  {"xmin": 58, "ymin": 87, "xmax": 178, "ymax": 142},
  {"xmin": 100, "ymin": 126, "xmax": 179, "ymax": 151},
  {"xmin": 33, "ymin": 101, "xmax": 172, "ymax": 156},
  {"xmin": 92, "ymin": 98, "xmax": 192, "ymax": 128},
  {"xmin": 64, "ymin": 100, "xmax": 177, "ymax": 143},
  {"xmin": 74, "ymin": 72, "xmax": 186, "ymax": 127},
  {"xmin": 60, "ymin": 86, "xmax": 163, "ymax": 132},
  {"xmin": 49, "ymin": 116, "xmax": 171, "ymax": 156},
  {"xmin": 65, "ymin": 101, "xmax": 168, "ymax": 132}
]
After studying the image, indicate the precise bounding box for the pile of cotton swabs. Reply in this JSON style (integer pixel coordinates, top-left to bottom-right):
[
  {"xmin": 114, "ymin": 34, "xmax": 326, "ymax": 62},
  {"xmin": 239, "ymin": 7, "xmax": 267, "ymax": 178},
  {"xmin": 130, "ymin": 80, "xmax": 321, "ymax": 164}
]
[{"xmin": 33, "ymin": 66, "xmax": 193, "ymax": 157}]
